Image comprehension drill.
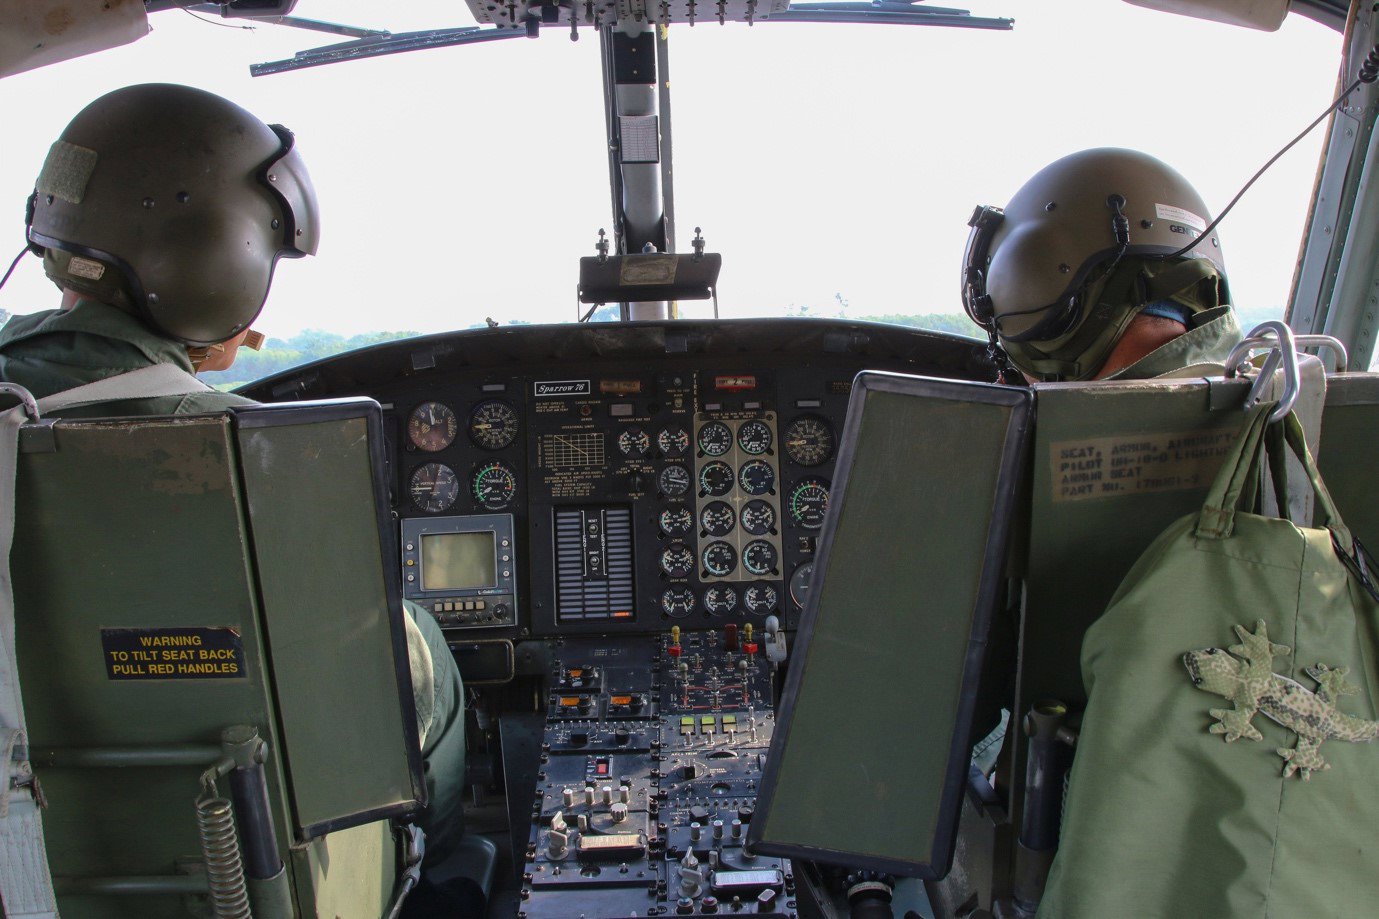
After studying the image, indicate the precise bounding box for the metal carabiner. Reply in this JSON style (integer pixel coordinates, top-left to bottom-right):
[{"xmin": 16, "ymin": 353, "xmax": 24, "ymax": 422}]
[
  {"xmin": 1225, "ymin": 331, "xmax": 1349, "ymax": 376},
  {"xmin": 1236, "ymin": 321, "xmax": 1300, "ymax": 423},
  {"xmin": 0, "ymin": 383, "xmax": 40, "ymax": 423}
]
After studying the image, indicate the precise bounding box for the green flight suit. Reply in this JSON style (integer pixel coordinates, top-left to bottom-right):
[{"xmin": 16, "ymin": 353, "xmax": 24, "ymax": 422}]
[
  {"xmin": 0, "ymin": 299, "xmax": 467, "ymax": 865},
  {"xmin": 1102, "ymin": 305, "xmax": 1243, "ymax": 381}
]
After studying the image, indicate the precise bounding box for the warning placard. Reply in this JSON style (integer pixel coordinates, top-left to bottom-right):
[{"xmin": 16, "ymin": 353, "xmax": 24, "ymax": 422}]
[
  {"xmin": 1049, "ymin": 429, "xmax": 1236, "ymax": 503},
  {"xmin": 100, "ymin": 627, "xmax": 246, "ymax": 681}
]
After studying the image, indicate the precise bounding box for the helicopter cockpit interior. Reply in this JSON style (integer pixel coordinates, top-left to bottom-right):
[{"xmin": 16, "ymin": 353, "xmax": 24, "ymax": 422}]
[{"xmin": 1, "ymin": 1, "xmax": 1377, "ymax": 919}]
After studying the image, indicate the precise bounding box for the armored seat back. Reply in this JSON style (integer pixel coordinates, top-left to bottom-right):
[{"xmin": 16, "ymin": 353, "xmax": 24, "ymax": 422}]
[{"xmin": 12, "ymin": 399, "xmax": 424, "ymax": 919}]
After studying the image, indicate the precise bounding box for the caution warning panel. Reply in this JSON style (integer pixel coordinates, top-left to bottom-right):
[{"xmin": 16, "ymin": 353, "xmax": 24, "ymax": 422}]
[{"xmin": 100, "ymin": 627, "xmax": 246, "ymax": 681}]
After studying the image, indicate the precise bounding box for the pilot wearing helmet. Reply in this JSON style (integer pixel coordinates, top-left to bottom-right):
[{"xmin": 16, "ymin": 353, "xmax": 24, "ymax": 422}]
[
  {"xmin": 0, "ymin": 83, "xmax": 467, "ymax": 881},
  {"xmin": 962, "ymin": 147, "xmax": 1243, "ymax": 383}
]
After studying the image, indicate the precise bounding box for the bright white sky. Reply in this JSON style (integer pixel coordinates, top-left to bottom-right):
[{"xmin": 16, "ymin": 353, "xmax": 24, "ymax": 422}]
[{"xmin": 0, "ymin": 0, "xmax": 1341, "ymax": 337}]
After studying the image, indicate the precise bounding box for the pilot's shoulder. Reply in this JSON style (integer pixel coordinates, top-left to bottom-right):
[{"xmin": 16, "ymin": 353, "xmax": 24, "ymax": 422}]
[{"xmin": 172, "ymin": 390, "xmax": 258, "ymax": 414}]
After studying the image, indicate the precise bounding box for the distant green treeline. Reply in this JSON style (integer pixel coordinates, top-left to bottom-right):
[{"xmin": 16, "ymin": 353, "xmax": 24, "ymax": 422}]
[{"xmin": 198, "ymin": 305, "xmax": 1285, "ymax": 391}]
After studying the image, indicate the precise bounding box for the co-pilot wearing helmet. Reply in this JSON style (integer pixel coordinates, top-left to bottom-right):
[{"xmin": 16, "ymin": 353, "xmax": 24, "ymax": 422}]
[
  {"xmin": 962, "ymin": 148, "xmax": 1243, "ymax": 383},
  {"xmin": 2, "ymin": 84, "xmax": 468, "ymax": 890}
]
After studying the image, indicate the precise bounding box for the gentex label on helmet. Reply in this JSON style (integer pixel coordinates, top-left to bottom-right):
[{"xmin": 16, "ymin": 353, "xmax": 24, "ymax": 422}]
[
  {"xmin": 66, "ymin": 256, "xmax": 105, "ymax": 280},
  {"xmin": 100, "ymin": 627, "xmax": 246, "ymax": 680},
  {"xmin": 1155, "ymin": 203, "xmax": 1207, "ymax": 233}
]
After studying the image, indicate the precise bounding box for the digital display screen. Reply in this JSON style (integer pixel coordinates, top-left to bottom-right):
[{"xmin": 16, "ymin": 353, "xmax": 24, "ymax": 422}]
[{"xmin": 421, "ymin": 532, "xmax": 496, "ymax": 591}]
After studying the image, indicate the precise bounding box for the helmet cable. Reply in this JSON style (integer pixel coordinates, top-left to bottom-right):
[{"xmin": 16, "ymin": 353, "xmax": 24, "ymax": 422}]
[
  {"xmin": 1168, "ymin": 43, "xmax": 1379, "ymax": 260},
  {"xmin": 0, "ymin": 247, "xmax": 29, "ymax": 296}
]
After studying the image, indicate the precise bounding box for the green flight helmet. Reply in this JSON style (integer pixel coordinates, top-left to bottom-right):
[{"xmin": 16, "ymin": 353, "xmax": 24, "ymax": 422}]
[
  {"xmin": 26, "ymin": 83, "xmax": 319, "ymax": 347},
  {"xmin": 962, "ymin": 148, "xmax": 1229, "ymax": 381}
]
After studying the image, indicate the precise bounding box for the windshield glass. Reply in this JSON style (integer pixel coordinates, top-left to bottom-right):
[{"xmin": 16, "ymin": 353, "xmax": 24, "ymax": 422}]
[{"xmin": 0, "ymin": 0, "xmax": 1341, "ymax": 381}]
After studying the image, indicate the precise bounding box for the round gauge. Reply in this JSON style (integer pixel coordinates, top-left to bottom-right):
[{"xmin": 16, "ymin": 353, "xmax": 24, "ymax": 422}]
[
  {"xmin": 659, "ymin": 506, "xmax": 694, "ymax": 537},
  {"xmin": 704, "ymin": 585, "xmax": 739, "ymax": 616},
  {"xmin": 743, "ymin": 540, "xmax": 779, "ymax": 577},
  {"xmin": 658, "ymin": 464, "xmax": 691, "ymax": 497},
  {"xmin": 783, "ymin": 415, "xmax": 835, "ymax": 467},
  {"xmin": 740, "ymin": 500, "xmax": 777, "ymax": 536},
  {"xmin": 788, "ymin": 478, "xmax": 831, "ymax": 529},
  {"xmin": 618, "ymin": 427, "xmax": 651, "ymax": 456},
  {"xmin": 660, "ymin": 543, "xmax": 694, "ymax": 579},
  {"xmin": 697, "ymin": 421, "xmax": 733, "ymax": 457},
  {"xmin": 744, "ymin": 583, "xmax": 779, "ymax": 615},
  {"xmin": 699, "ymin": 461, "xmax": 735, "ymax": 498},
  {"xmin": 702, "ymin": 542, "xmax": 738, "ymax": 578},
  {"xmin": 700, "ymin": 501, "xmax": 736, "ymax": 537},
  {"xmin": 738, "ymin": 460, "xmax": 777, "ymax": 496},
  {"xmin": 471, "ymin": 460, "xmax": 517, "ymax": 510},
  {"xmin": 408, "ymin": 402, "xmax": 458, "ymax": 452},
  {"xmin": 790, "ymin": 562, "xmax": 816, "ymax": 609},
  {"xmin": 737, "ymin": 420, "xmax": 774, "ymax": 456},
  {"xmin": 468, "ymin": 400, "xmax": 519, "ymax": 450},
  {"xmin": 658, "ymin": 426, "xmax": 690, "ymax": 457},
  {"xmin": 660, "ymin": 587, "xmax": 696, "ymax": 619},
  {"xmin": 410, "ymin": 463, "xmax": 459, "ymax": 513}
]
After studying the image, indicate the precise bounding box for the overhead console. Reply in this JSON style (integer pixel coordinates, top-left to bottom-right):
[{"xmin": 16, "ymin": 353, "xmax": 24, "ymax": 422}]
[{"xmin": 239, "ymin": 318, "xmax": 993, "ymax": 640}]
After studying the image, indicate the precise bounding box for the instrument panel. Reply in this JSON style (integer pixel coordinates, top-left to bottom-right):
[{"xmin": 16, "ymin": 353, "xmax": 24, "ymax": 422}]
[{"xmin": 239, "ymin": 318, "xmax": 992, "ymax": 639}]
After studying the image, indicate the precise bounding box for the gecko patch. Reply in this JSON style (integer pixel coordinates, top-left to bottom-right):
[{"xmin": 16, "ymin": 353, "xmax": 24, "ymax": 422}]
[{"xmin": 1183, "ymin": 620, "xmax": 1379, "ymax": 780}]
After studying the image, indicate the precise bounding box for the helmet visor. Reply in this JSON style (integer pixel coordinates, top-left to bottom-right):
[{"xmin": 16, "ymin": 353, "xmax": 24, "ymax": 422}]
[{"xmin": 260, "ymin": 124, "xmax": 319, "ymax": 258}]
